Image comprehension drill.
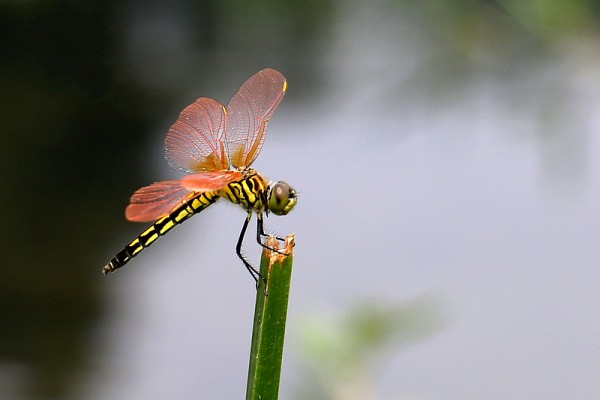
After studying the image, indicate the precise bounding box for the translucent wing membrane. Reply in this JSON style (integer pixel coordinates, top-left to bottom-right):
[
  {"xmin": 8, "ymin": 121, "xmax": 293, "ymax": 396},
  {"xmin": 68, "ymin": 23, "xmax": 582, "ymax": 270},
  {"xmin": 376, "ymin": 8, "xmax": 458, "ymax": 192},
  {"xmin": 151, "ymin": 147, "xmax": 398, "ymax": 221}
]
[
  {"xmin": 180, "ymin": 170, "xmax": 243, "ymax": 191},
  {"xmin": 125, "ymin": 181, "xmax": 193, "ymax": 222},
  {"xmin": 165, "ymin": 97, "xmax": 229, "ymax": 173},
  {"xmin": 226, "ymin": 68, "xmax": 287, "ymax": 168}
]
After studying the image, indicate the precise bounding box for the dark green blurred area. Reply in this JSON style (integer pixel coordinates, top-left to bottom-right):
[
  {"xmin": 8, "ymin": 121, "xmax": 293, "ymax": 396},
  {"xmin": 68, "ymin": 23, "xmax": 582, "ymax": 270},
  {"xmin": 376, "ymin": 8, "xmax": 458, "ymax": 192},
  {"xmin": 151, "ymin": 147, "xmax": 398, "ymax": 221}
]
[
  {"xmin": 1, "ymin": 2, "xmax": 150, "ymax": 398},
  {"xmin": 0, "ymin": 0, "xmax": 598, "ymax": 398}
]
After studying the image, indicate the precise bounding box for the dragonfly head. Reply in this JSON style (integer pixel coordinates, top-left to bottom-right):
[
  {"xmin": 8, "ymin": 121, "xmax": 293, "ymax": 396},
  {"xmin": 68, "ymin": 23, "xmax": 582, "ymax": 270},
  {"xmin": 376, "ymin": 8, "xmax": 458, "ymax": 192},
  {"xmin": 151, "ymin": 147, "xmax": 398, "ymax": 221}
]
[{"xmin": 267, "ymin": 181, "xmax": 297, "ymax": 216}]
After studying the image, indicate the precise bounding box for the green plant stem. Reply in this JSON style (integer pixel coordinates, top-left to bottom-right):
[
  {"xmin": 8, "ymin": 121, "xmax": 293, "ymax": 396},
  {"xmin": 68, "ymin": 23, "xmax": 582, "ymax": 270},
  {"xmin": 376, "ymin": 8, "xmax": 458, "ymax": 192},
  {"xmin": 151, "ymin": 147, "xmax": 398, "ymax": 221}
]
[{"xmin": 246, "ymin": 234, "xmax": 295, "ymax": 400}]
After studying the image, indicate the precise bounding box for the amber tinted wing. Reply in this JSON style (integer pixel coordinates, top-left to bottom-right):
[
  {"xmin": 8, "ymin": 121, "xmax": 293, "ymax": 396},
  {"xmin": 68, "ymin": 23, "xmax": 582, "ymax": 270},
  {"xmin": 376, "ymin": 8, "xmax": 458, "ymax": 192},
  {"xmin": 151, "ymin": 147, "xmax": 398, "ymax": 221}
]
[
  {"xmin": 165, "ymin": 97, "xmax": 229, "ymax": 173},
  {"xmin": 125, "ymin": 181, "xmax": 193, "ymax": 222},
  {"xmin": 226, "ymin": 68, "xmax": 287, "ymax": 168},
  {"xmin": 125, "ymin": 171, "xmax": 242, "ymax": 222},
  {"xmin": 180, "ymin": 170, "xmax": 243, "ymax": 191}
]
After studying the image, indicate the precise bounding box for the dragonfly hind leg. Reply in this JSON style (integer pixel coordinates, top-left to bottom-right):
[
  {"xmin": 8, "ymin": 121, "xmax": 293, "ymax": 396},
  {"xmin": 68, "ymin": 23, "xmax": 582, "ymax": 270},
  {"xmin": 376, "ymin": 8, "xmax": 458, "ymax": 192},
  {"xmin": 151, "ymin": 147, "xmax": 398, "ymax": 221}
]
[{"xmin": 236, "ymin": 212, "xmax": 262, "ymax": 284}]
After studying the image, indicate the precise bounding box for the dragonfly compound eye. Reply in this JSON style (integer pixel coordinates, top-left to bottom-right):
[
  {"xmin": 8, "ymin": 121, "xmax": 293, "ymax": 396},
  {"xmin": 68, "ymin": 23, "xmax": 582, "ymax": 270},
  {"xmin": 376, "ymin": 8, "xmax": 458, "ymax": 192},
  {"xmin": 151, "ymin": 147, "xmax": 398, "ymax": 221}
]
[{"xmin": 268, "ymin": 181, "xmax": 297, "ymax": 216}]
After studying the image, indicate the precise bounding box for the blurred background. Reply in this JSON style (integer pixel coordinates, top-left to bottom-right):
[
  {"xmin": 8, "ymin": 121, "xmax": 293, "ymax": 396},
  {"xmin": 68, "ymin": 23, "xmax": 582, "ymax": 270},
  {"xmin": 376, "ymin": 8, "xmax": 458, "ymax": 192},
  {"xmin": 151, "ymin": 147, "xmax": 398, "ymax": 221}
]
[{"xmin": 2, "ymin": 0, "xmax": 600, "ymax": 399}]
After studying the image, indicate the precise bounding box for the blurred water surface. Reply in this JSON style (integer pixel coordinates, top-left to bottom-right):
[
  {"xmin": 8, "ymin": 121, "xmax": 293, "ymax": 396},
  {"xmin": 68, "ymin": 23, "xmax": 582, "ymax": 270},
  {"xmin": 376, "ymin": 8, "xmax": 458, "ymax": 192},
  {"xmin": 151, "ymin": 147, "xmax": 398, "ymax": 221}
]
[{"xmin": 1, "ymin": 0, "xmax": 599, "ymax": 399}]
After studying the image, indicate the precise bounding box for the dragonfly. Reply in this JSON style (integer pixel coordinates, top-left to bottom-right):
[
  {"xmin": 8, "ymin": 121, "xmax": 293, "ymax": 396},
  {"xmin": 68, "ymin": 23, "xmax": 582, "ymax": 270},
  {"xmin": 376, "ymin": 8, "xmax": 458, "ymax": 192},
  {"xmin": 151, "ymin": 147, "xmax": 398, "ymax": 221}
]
[{"xmin": 102, "ymin": 68, "xmax": 297, "ymax": 282}]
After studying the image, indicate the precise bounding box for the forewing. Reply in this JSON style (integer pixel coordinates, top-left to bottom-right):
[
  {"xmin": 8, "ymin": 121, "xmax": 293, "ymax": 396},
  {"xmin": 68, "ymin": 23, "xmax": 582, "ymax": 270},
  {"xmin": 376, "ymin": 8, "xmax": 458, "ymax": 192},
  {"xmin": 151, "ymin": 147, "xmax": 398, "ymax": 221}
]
[
  {"xmin": 226, "ymin": 68, "xmax": 287, "ymax": 168},
  {"xmin": 125, "ymin": 181, "xmax": 194, "ymax": 222},
  {"xmin": 180, "ymin": 170, "xmax": 243, "ymax": 191},
  {"xmin": 165, "ymin": 97, "xmax": 229, "ymax": 173}
]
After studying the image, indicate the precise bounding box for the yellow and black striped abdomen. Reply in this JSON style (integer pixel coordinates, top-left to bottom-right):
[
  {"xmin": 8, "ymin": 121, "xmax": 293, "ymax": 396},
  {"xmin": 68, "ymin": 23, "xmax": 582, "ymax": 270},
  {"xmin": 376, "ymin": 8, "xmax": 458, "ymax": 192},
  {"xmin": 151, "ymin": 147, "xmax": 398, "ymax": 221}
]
[
  {"xmin": 102, "ymin": 191, "xmax": 220, "ymax": 274},
  {"xmin": 220, "ymin": 172, "xmax": 268, "ymax": 212}
]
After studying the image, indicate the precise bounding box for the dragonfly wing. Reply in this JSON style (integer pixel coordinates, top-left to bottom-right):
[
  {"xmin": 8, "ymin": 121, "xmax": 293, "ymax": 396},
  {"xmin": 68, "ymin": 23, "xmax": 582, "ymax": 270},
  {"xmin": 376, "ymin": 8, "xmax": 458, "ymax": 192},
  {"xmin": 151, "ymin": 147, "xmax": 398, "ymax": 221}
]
[
  {"xmin": 180, "ymin": 170, "xmax": 243, "ymax": 191},
  {"xmin": 226, "ymin": 68, "xmax": 287, "ymax": 168},
  {"xmin": 125, "ymin": 180, "xmax": 194, "ymax": 222},
  {"xmin": 165, "ymin": 97, "xmax": 229, "ymax": 173}
]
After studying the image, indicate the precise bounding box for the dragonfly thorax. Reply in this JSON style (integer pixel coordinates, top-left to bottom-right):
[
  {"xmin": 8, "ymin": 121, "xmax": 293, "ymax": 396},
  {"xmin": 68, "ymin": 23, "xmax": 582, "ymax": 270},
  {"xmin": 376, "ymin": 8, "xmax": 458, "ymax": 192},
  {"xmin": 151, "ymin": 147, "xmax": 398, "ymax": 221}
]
[
  {"xmin": 218, "ymin": 169, "xmax": 296, "ymax": 216},
  {"xmin": 217, "ymin": 169, "xmax": 266, "ymax": 211}
]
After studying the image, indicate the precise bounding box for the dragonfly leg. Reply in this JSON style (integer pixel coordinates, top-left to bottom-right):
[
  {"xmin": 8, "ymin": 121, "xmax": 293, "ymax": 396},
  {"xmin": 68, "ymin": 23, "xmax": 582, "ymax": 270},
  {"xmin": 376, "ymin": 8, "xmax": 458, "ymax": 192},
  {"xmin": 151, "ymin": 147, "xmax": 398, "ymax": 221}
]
[
  {"xmin": 256, "ymin": 214, "xmax": 285, "ymax": 242},
  {"xmin": 236, "ymin": 212, "xmax": 263, "ymax": 284},
  {"xmin": 256, "ymin": 213, "xmax": 287, "ymax": 253}
]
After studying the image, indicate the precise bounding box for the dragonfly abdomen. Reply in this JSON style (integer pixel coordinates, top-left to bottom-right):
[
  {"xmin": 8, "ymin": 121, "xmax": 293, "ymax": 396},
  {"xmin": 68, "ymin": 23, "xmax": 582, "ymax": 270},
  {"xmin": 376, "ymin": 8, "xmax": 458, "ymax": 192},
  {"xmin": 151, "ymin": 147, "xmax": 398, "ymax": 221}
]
[{"xmin": 102, "ymin": 191, "xmax": 220, "ymax": 274}]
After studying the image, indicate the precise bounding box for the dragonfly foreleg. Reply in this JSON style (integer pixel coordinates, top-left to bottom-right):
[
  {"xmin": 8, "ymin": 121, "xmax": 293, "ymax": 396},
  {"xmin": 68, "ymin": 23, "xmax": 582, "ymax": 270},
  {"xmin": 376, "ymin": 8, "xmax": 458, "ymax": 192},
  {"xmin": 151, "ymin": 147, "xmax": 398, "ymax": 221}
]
[
  {"xmin": 256, "ymin": 213, "xmax": 286, "ymax": 253},
  {"xmin": 257, "ymin": 213, "xmax": 285, "ymax": 241}
]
